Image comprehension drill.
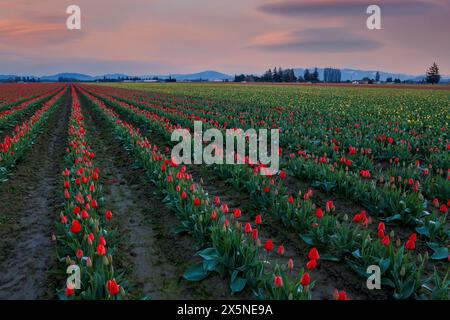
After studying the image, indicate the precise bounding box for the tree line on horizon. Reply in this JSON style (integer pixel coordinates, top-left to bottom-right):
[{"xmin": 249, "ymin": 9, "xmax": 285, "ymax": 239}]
[{"xmin": 233, "ymin": 63, "xmax": 443, "ymax": 84}]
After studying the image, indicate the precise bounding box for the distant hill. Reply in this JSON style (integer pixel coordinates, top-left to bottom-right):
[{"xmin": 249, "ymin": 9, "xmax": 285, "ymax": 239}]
[
  {"xmin": 0, "ymin": 74, "xmax": 18, "ymax": 80},
  {"xmin": 40, "ymin": 73, "xmax": 95, "ymax": 81},
  {"xmin": 146, "ymin": 70, "xmax": 233, "ymax": 81}
]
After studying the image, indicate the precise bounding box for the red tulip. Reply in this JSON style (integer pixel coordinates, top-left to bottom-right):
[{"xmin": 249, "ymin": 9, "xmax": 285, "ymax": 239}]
[
  {"xmin": 255, "ymin": 214, "xmax": 262, "ymax": 225},
  {"xmin": 288, "ymin": 195, "xmax": 294, "ymax": 204},
  {"xmin": 325, "ymin": 200, "xmax": 335, "ymax": 212},
  {"xmin": 279, "ymin": 170, "xmax": 286, "ymax": 180},
  {"xmin": 70, "ymin": 220, "xmax": 82, "ymax": 234},
  {"xmin": 76, "ymin": 249, "xmax": 83, "ymax": 260},
  {"xmin": 274, "ymin": 275, "xmax": 283, "ymax": 288},
  {"xmin": 381, "ymin": 235, "xmax": 390, "ymax": 246},
  {"xmin": 264, "ymin": 240, "xmax": 274, "ymax": 252},
  {"xmin": 252, "ymin": 228, "xmax": 258, "ymax": 240},
  {"xmin": 88, "ymin": 233, "xmax": 95, "ymax": 244},
  {"xmin": 440, "ymin": 204, "xmax": 448, "ymax": 214},
  {"xmin": 301, "ymin": 272, "xmax": 310, "ymax": 287},
  {"xmin": 263, "ymin": 186, "xmax": 270, "ymax": 193},
  {"xmin": 211, "ymin": 210, "xmax": 218, "ymax": 221},
  {"xmin": 222, "ymin": 203, "xmax": 229, "ymax": 214},
  {"xmin": 73, "ymin": 206, "xmax": 80, "ymax": 215},
  {"xmin": 244, "ymin": 223, "xmax": 252, "ymax": 234},
  {"xmin": 105, "ymin": 210, "xmax": 113, "ymax": 221},
  {"xmin": 107, "ymin": 279, "xmax": 120, "ymax": 296},
  {"xmin": 306, "ymin": 259, "xmax": 317, "ymax": 270},
  {"xmin": 405, "ymin": 239, "xmax": 415, "ymax": 250},
  {"xmin": 233, "ymin": 208, "xmax": 241, "ymax": 218},
  {"xmin": 316, "ymin": 207, "xmax": 323, "ymax": 219},
  {"xmin": 81, "ymin": 210, "xmax": 89, "ymax": 220},
  {"xmin": 277, "ymin": 244, "xmax": 285, "ymax": 256},
  {"xmin": 214, "ymin": 196, "xmax": 221, "ymax": 206},
  {"xmin": 181, "ymin": 191, "xmax": 187, "ymax": 199},
  {"xmin": 60, "ymin": 215, "xmax": 68, "ymax": 224},
  {"xmin": 97, "ymin": 244, "xmax": 107, "ymax": 256},
  {"xmin": 64, "ymin": 189, "xmax": 70, "ymax": 199},
  {"xmin": 432, "ymin": 198, "xmax": 440, "ymax": 207},
  {"xmin": 194, "ymin": 198, "xmax": 201, "ymax": 206},
  {"xmin": 308, "ymin": 248, "xmax": 320, "ymax": 261},
  {"xmin": 65, "ymin": 285, "xmax": 75, "ymax": 297},
  {"xmin": 337, "ymin": 291, "xmax": 350, "ymax": 300}
]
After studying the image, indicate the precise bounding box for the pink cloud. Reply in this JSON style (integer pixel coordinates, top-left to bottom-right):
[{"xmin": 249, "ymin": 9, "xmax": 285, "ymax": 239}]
[{"xmin": 0, "ymin": 19, "xmax": 82, "ymax": 46}]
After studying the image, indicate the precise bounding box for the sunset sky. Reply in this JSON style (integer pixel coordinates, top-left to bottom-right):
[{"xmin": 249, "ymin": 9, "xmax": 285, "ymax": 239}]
[{"xmin": 0, "ymin": 0, "xmax": 449, "ymax": 76}]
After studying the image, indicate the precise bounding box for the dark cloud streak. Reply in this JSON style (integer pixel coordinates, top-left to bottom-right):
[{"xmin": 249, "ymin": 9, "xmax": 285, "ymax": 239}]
[
  {"xmin": 249, "ymin": 28, "xmax": 382, "ymax": 53},
  {"xmin": 259, "ymin": 0, "xmax": 438, "ymax": 17}
]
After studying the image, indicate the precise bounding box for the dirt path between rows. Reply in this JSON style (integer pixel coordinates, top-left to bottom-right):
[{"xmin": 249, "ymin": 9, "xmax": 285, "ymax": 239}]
[
  {"xmin": 0, "ymin": 91, "xmax": 70, "ymax": 299},
  {"xmin": 81, "ymin": 96, "xmax": 240, "ymax": 299}
]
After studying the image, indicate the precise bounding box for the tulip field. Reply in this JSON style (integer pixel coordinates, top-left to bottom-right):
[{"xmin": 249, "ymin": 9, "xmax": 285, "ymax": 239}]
[{"xmin": 0, "ymin": 82, "xmax": 448, "ymax": 300}]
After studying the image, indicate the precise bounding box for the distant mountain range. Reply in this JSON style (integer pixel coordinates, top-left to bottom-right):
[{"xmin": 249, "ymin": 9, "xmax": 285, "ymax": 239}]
[{"xmin": 1, "ymin": 69, "xmax": 449, "ymax": 83}]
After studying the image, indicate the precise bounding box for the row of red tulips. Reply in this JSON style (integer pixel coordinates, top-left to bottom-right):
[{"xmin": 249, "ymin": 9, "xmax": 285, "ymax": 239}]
[
  {"xmin": 86, "ymin": 85, "xmax": 447, "ymax": 185},
  {"xmin": 82, "ymin": 85, "xmax": 447, "ymax": 229},
  {"xmin": 55, "ymin": 86, "xmax": 124, "ymax": 300},
  {"xmin": 0, "ymin": 83, "xmax": 65, "ymax": 111},
  {"xmin": 0, "ymin": 87, "xmax": 62, "ymax": 124},
  {"xmin": 0, "ymin": 87, "xmax": 67, "ymax": 183},
  {"xmin": 76, "ymin": 85, "xmax": 349, "ymax": 300},
  {"xmin": 79, "ymin": 85, "xmax": 445, "ymax": 299}
]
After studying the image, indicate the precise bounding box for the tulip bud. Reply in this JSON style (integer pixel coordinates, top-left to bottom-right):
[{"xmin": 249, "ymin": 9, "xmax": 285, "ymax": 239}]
[
  {"xmin": 86, "ymin": 257, "xmax": 92, "ymax": 267},
  {"xmin": 52, "ymin": 234, "xmax": 57, "ymax": 241},
  {"xmin": 108, "ymin": 254, "xmax": 113, "ymax": 264},
  {"xmin": 66, "ymin": 256, "xmax": 71, "ymax": 265},
  {"xmin": 343, "ymin": 214, "xmax": 348, "ymax": 221},
  {"xmin": 287, "ymin": 258, "xmax": 294, "ymax": 270},
  {"xmin": 103, "ymin": 256, "xmax": 109, "ymax": 266},
  {"xmin": 390, "ymin": 230, "xmax": 395, "ymax": 238},
  {"xmin": 400, "ymin": 267, "xmax": 406, "ymax": 277},
  {"xmin": 418, "ymin": 253, "xmax": 423, "ymax": 263}
]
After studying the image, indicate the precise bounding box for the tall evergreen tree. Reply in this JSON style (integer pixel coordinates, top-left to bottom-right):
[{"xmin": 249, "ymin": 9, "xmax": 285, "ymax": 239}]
[
  {"xmin": 304, "ymin": 69, "xmax": 310, "ymax": 82},
  {"xmin": 313, "ymin": 68, "xmax": 319, "ymax": 82},
  {"xmin": 375, "ymin": 71, "xmax": 380, "ymax": 82},
  {"xmin": 426, "ymin": 62, "xmax": 441, "ymax": 84}
]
